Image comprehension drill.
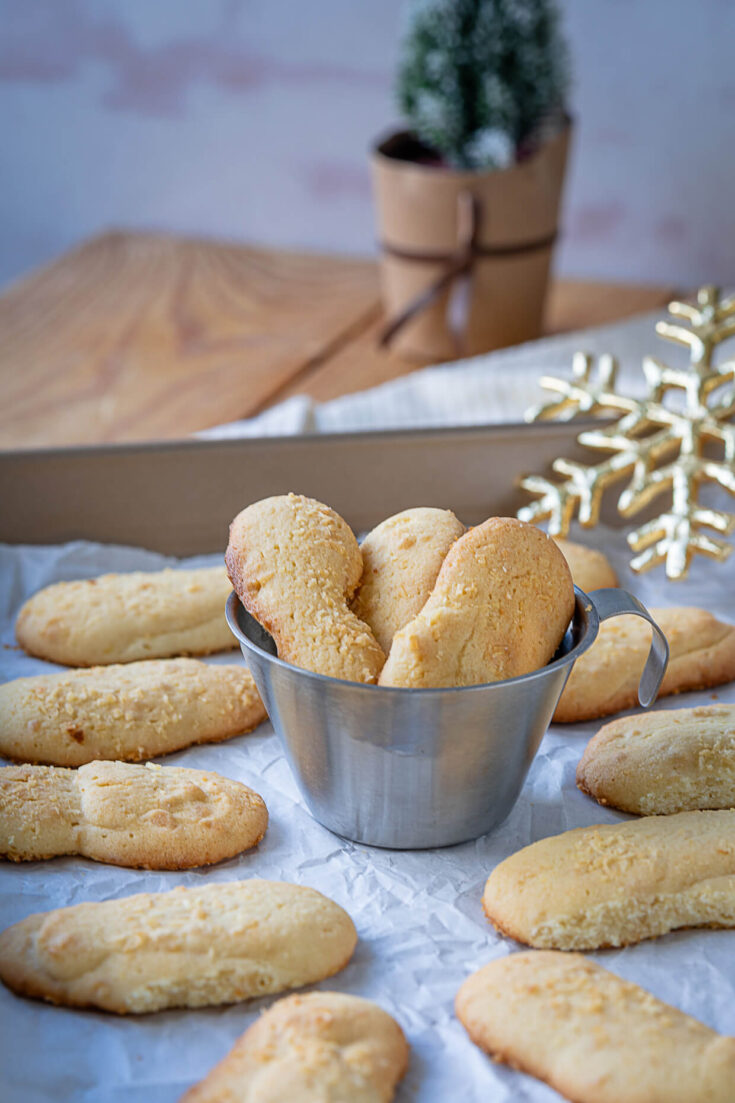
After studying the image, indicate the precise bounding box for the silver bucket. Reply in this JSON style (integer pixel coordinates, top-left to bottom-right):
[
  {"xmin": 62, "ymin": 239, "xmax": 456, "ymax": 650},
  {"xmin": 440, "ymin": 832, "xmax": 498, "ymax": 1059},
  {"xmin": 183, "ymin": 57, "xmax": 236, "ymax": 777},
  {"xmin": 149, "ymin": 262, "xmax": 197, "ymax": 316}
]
[{"xmin": 226, "ymin": 588, "xmax": 668, "ymax": 849}]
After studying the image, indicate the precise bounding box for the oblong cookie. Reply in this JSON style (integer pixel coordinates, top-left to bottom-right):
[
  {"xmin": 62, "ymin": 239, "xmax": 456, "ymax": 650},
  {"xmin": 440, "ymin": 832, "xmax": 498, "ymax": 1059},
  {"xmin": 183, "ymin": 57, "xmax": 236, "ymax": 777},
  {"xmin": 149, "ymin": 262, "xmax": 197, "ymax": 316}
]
[
  {"xmin": 577, "ymin": 704, "xmax": 735, "ymax": 815},
  {"xmin": 482, "ymin": 809, "xmax": 735, "ymax": 950},
  {"xmin": 554, "ymin": 606, "xmax": 735, "ymax": 723},
  {"xmin": 351, "ymin": 507, "xmax": 465, "ymax": 653},
  {"xmin": 0, "ymin": 761, "xmax": 268, "ymax": 868},
  {"xmin": 0, "ymin": 880, "xmax": 357, "ymax": 1014},
  {"xmin": 456, "ymin": 952, "xmax": 735, "ymax": 1103},
  {"xmin": 379, "ymin": 518, "xmax": 574, "ymax": 688},
  {"xmin": 16, "ymin": 566, "xmax": 236, "ymax": 666},
  {"xmin": 226, "ymin": 493, "xmax": 385, "ymax": 683},
  {"xmin": 182, "ymin": 991, "xmax": 409, "ymax": 1102},
  {"xmin": 553, "ymin": 537, "xmax": 618, "ymax": 592},
  {"xmin": 0, "ymin": 658, "xmax": 266, "ymax": 766}
]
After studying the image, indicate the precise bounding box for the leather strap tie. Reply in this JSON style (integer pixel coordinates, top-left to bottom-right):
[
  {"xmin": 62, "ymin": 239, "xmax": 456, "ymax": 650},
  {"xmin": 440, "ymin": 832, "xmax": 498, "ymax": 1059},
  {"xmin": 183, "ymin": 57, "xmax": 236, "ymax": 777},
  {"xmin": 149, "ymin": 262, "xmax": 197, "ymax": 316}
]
[{"xmin": 378, "ymin": 191, "xmax": 557, "ymax": 351}]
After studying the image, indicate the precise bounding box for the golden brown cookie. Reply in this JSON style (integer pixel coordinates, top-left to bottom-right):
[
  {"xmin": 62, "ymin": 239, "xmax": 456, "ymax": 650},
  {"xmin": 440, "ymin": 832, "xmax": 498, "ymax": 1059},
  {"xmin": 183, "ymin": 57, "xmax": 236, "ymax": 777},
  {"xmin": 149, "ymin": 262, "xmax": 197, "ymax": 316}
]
[
  {"xmin": 0, "ymin": 659, "xmax": 266, "ymax": 766},
  {"xmin": 226, "ymin": 493, "xmax": 385, "ymax": 683},
  {"xmin": 554, "ymin": 607, "xmax": 735, "ymax": 723},
  {"xmin": 379, "ymin": 518, "xmax": 574, "ymax": 688},
  {"xmin": 0, "ymin": 880, "xmax": 357, "ymax": 1014},
  {"xmin": 16, "ymin": 566, "xmax": 236, "ymax": 666},
  {"xmin": 0, "ymin": 761, "xmax": 267, "ymax": 868},
  {"xmin": 577, "ymin": 704, "xmax": 735, "ymax": 815},
  {"xmin": 456, "ymin": 952, "xmax": 735, "ymax": 1103},
  {"xmin": 182, "ymin": 991, "xmax": 409, "ymax": 1102},
  {"xmin": 482, "ymin": 809, "xmax": 735, "ymax": 950},
  {"xmin": 553, "ymin": 537, "xmax": 618, "ymax": 591},
  {"xmin": 351, "ymin": 507, "xmax": 465, "ymax": 653}
]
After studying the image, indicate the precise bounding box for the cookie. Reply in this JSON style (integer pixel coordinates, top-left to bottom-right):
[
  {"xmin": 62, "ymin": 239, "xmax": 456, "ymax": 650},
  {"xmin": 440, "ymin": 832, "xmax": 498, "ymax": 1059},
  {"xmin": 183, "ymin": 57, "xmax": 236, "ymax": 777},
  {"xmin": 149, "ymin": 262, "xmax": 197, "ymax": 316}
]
[
  {"xmin": 0, "ymin": 880, "xmax": 357, "ymax": 1014},
  {"xmin": 554, "ymin": 606, "xmax": 735, "ymax": 723},
  {"xmin": 577, "ymin": 704, "xmax": 735, "ymax": 815},
  {"xmin": 182, "ymin": 991, "xmax": 409, "ymax": 1102},
  {"xmin": 456, "ymin": 952, "xmax": 735, "ymax": 1103},
  {"xmin": 553, "ymin": 537, "xmax": 618, "ymax": 592},
  {"xmin": 0, "ymin": 658, "xmax": 266, "ymax": 766},
  {"xmin": 0, "ymin": 761, "xmax": 268, "ymax": 867},
  {"xmin": 379, "ymin": 518, "xmax": 574, "ymax": 688},
  {"xmin": 482, "ymin": 809, "xmax": 735, "ymax": 950},
  {"xmin": 16, "ymin": 566, "xmax": 236, "ymax": 666},
  {"xmin": 226, "ymin": 494, "xmax": 385, "ymax": 683},
  {"xmin": 351, "ymin": 507, "xmax": 465, "ymax": 652}
]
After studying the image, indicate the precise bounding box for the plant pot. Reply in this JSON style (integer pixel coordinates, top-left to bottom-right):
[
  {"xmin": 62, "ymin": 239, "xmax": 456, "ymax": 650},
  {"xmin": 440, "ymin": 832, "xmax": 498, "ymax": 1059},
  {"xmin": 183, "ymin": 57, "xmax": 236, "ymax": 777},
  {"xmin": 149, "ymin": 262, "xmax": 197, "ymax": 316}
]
[{"xmin": 371, "ymin": 121, "xmax": 571, "ymax": 361}]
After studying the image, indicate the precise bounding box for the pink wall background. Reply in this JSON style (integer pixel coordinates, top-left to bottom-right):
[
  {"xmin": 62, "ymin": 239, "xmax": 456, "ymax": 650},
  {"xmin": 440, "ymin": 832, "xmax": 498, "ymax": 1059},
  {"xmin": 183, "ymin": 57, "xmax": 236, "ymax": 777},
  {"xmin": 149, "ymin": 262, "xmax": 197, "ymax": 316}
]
[{"xmin": 2, "ymin": 0, "xmax": 734, "ymax": 289}]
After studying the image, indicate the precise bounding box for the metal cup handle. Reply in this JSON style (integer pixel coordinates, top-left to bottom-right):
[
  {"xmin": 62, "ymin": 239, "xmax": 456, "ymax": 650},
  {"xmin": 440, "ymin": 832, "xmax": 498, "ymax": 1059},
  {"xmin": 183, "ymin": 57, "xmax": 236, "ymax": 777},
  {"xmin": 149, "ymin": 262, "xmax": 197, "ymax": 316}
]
[{"xmin": 589, "ymin": 588, "xmax": 669, "ymax": 708}]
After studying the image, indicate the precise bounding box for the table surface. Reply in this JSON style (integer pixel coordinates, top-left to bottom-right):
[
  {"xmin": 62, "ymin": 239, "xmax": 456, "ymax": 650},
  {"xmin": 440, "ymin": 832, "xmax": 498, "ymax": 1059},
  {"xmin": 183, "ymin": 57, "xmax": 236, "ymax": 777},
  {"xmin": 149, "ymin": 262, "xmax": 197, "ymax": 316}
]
[{"xmin": 0, "ymin": 231, "xmax": 677, "ymax": 450}]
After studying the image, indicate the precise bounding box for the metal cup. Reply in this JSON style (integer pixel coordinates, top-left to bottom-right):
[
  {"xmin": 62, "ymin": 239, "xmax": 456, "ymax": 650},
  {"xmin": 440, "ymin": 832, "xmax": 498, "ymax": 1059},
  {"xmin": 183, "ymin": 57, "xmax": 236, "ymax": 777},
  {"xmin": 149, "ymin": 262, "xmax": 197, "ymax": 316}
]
[{"xmin": 226, "ymin": 588, "xmax": 668, "ymax": 849}]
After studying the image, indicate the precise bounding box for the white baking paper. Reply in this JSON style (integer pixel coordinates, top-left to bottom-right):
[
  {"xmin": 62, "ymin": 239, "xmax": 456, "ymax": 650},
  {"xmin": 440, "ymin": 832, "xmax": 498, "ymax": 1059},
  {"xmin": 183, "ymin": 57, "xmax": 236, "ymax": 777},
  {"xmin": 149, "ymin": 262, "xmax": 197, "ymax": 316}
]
[{"xmin": 1, "ymin": 533, "xmax": 734, "ymax": 1103}]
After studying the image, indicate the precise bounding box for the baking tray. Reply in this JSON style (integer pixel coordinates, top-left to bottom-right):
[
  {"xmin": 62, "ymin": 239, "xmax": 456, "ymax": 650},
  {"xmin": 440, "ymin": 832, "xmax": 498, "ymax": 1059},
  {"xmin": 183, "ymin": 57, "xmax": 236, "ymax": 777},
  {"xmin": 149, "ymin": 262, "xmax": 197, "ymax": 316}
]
[
  {"xmin": 5, "ymin": 421, "xmax": 731, "ymax": 1103},
  {"xmin": 0, "ymin": 420, "xmax": 620, "ymax": 551}
]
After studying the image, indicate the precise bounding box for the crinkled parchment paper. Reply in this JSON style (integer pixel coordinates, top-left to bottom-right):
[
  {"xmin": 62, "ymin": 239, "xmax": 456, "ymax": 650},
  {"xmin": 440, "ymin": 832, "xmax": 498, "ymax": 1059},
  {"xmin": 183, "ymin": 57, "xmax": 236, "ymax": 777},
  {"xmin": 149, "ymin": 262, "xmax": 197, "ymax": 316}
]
[{"xmin": 1, "ymin": 533, "xmax": 734, "ymax": 1102}]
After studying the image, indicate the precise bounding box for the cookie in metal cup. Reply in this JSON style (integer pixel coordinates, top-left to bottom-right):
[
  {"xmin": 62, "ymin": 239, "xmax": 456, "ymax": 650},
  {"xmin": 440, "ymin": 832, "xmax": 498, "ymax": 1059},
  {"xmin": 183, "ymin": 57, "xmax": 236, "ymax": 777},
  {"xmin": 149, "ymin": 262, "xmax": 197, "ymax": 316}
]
[{"xmin": 226, "ymin": 588, "xmax": 668, "ymax": 849}]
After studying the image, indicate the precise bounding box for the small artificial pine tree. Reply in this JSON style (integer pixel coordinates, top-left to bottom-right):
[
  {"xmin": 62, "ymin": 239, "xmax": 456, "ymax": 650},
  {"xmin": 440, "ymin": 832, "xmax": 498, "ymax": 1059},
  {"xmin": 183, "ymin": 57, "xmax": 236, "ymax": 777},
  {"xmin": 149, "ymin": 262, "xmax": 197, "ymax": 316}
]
[{"xmin": 397, "ymin": 0, "xmax": 569, "ymax": 170}]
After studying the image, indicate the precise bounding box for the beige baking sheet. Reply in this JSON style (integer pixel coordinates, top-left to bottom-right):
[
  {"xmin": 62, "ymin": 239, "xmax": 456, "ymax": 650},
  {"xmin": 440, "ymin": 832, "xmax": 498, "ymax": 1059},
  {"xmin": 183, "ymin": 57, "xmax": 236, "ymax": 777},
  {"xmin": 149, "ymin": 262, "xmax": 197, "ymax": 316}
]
[
  {"xmin": 1, "ymin": 427, "xmax": 734, "ymax": 1101},
  {"xmin": 0, "ymin": 420, "xmax": 623, "ymax": 553}
]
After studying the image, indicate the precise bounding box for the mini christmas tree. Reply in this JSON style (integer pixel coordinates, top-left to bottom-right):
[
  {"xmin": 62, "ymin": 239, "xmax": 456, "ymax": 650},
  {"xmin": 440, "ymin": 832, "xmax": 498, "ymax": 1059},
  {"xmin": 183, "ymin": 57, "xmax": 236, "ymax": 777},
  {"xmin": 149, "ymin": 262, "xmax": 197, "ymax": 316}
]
[{"xmin": 397, "ymin": 0, "xmax": 569, "ymax": 170}]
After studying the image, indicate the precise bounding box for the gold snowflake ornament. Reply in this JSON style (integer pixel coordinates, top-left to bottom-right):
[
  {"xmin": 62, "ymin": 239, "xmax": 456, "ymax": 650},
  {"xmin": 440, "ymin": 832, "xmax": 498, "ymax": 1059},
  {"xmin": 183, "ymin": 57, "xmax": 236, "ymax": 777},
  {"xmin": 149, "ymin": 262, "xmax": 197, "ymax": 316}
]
[{"xmin": 518, "ymin": 286, "xmax": 735, "ymax": 579}]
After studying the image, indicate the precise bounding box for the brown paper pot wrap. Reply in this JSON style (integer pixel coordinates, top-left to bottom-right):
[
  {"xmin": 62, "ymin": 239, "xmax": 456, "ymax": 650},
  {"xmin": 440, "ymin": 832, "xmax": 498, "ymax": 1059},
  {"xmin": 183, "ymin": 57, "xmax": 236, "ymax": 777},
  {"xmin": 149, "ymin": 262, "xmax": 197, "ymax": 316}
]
[{"xmin": 371, "ymin": 122, "xmax": 571, "ymax": 361}]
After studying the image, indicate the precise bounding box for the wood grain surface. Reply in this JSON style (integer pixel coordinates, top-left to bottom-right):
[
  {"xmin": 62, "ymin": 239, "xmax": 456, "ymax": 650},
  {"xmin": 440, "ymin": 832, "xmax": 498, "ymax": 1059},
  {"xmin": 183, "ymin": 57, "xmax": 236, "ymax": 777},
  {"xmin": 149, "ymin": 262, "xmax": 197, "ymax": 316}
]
[
  {"xmin": 0, "ymin": 233, "xmax": 379, "ymax": 449},
  {"xmin": 0, "ymin": 232, "xmax": 675, "ymax": 449}
]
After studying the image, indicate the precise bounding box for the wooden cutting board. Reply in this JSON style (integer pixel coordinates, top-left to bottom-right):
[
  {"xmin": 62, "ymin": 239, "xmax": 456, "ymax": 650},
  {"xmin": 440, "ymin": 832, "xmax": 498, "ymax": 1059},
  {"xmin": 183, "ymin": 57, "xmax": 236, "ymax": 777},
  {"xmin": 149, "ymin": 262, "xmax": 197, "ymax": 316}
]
[{"xmin": 0, "ymin": 231, "xmax": 675, "ymax": 449}]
